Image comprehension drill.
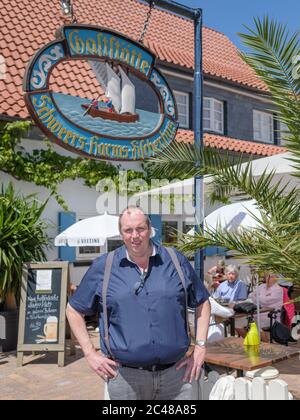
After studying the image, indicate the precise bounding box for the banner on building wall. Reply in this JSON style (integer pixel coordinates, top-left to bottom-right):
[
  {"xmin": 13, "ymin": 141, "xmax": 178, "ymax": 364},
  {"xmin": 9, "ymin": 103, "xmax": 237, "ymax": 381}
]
[{"xmin": 23, "ymin": 25, "xmax": 178, "ymax": 161}]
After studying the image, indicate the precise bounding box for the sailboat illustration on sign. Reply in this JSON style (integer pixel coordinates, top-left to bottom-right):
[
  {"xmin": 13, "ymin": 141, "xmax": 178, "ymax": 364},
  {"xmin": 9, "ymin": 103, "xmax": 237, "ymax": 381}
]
[{"xmin": 81, "ymin": 62, "xmax": 139, "ymax": 123}]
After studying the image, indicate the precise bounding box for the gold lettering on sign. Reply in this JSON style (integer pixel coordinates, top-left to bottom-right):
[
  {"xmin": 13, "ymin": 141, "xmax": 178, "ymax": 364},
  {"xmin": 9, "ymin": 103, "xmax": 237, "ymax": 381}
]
[
  {"xmin": 64, "ymin": 130, "xmax": 74, "ymax": 144},
  {"xmin": 109, "ymin": 37, "xmax": 115, "ymax": 59},
  {"xmin": 40, "ymin": 109, "xmax": 56, "ymax": 124},
  {"xmin": 65, "ymin": 30, "xmax": 152, "ymax": 76},
  {"xmin": 86, "ymin": 38, "xmax": 97, "ymax": 55},
  {"xmin": 49, "ymin": 119, "xmax": 62, "ymax": 134},
  {"xmin": 114, "ymin": 40, "xmax": 120, "ymax": 60},
  {"xmin": 58, "ymin": 127, "xmax": 67, "ymax": 140},
  {"xmin": 141, "ymin": 60, "xmax": 149, "ymax": 75},
  {"xmin": 68, "ymin": 30, "xmax": 85, "ymax": 54},
  {"xmin": 78, "ymin": 137, "xmax": 86, "ymax": 150},
  {"xmin": 122, "ymin": 147, "xmax": 129, "ymax": 159},
  {"xmin": 33, "ymin": 95, "xmax": 51, "ymax": 110},
  {"xmin": 102, "ymin": 37, "xmax": 109, "ymax": 56},
  {"xmin": 89, "ymin": 136, "xmax": 99, "ymax": 155},
  {"xmin": 97, "ymin": 34, "xmax": 103, "ymax": 56}
]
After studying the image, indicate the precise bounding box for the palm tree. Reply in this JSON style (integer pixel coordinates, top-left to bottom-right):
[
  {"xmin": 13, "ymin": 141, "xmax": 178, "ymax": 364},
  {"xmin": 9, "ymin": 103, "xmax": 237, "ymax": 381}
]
[{"xmin": 147, "ymin": 17, "xmax": 300, "ymax": 286}]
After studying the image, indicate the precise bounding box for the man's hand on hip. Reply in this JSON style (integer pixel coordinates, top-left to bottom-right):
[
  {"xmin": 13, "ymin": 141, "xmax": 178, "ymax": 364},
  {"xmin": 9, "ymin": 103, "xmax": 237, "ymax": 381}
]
[
  {"xmin": 85, "ymin": 349, "xmax": 120, "ymax": 380},
  {"xmin": 175, "ymin": 345, "xmax": 206, "ymax": 383}
]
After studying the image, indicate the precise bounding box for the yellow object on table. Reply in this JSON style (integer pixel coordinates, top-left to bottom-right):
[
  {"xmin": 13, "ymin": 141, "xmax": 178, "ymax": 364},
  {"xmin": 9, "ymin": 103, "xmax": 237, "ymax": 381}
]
[{"xmin": 244, "ymin": 322, "xmax": 260, "ymax": 346}]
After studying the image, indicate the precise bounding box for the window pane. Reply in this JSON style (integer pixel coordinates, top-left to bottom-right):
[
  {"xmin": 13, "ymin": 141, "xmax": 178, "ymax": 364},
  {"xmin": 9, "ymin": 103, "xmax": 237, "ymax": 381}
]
[
  {"xmin": 107, "ymin": 240, "xmax": 123, "ymax": 252},
  {"xmin": 214, "ymin": 110, "xmax": 222, "ymax": 121},
  {"xmin": 162, "ymin": 221, "xmax": 178, "ymax": 243},
  {"xmin": 203, "ymin": 119, "xmax": 211, "ymax": 130},
  {"xmin": 178, "ymin": 95, "xmax": 187, "ymax": 105},
  {"xmin": 178, "ymin": 115, "xmax": 187, "ymax": 126},
  {"xmin": 215, "ymin": 121, "xmax": 223, "ymax": 132},
  {"xmin": 203, "ymin": 98, "xmax": 223, "ymax": 134},
  {"xmin": 253, "ymin": 111, "xmax": 273, "ymax": 142},
  {"xmin": 183, "ymin": 222, "xmax": 194, "ymax": 234},
  {"xmin": 178, "ymin": 104, "xmax": 187, "ymax": 114},
  {"xmin": 214, "ymin": 101, "xmax": 222, "ymax": 112},
  {"xmin": 175, "ymin": 92, "xmax": 189, "ymax": 128},
  {"xmin": 203, "ymin": 98, "xmax": 210, "ymax": 108},
  {"xmin": 79, "ymin": 246, "xmax": 100, "ymax": 255}
]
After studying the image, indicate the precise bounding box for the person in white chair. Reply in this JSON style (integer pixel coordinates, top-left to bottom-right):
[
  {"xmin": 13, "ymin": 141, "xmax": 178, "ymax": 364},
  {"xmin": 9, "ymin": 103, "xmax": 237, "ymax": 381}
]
[
  {"xmin": 203, "ymin": 277, "xmax": 234, "ymax": 341},
  {"xmin": 208, "ymin": 297, "xmax": 234, "ymax": 341}
]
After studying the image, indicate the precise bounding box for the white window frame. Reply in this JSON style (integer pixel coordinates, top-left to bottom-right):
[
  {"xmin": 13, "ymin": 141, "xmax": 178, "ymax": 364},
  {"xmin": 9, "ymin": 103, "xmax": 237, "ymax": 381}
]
[
  {"xmin": 203, "ymin": 97, "xmax": 224, "ymax": 134},
  {"xmin": 174, "ymin": 91, "xmax": 190, "ymax": 128},
  {"xmin": 253, "ymin": 110, "xmax": 274, "ymax": 143}
]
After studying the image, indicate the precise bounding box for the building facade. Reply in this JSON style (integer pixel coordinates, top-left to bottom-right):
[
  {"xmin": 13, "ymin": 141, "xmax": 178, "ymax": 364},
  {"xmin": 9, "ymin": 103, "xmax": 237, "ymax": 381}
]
[{"xmin": 0, "ymin": 0, "xmax": 287, "ymax": 282}]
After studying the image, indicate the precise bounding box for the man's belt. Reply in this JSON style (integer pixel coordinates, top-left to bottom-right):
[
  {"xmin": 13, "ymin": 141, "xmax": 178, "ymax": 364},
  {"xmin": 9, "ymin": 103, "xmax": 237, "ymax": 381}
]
[{"xmin": 121, "ymin": 362, "xmax": 176, "ymax": 372}]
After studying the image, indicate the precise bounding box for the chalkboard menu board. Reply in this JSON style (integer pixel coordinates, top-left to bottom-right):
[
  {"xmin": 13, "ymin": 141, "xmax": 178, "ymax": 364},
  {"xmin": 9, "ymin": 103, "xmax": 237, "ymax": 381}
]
[{"xmin": 17, "ymin": 262, "xmax": 69, "ymax": 367}]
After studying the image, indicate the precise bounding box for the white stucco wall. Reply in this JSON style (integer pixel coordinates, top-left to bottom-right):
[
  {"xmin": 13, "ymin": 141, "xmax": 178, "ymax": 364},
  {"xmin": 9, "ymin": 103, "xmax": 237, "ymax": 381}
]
[{"xmin": 1, "ymin": 136, "xmax": 142, "ymax": 262}]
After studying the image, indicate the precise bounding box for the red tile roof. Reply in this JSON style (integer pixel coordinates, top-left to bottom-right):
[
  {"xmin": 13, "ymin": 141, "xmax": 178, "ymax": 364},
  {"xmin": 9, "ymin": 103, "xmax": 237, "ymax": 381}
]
[
  {"xmin": 0, "ymin": 0, "xmax": 268, "ymax": 121},
  {"xmin": 0, "ymin": 0, "xmax": 278, "ymax": 158},
  {"xmin": 177, "ymin": 130, "xmax": 286, "ymax": 157}
]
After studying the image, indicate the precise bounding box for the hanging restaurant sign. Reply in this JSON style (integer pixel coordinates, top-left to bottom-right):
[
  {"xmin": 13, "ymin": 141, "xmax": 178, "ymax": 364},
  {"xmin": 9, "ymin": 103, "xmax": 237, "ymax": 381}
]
[{"xmin": 23, "ymin": 25, "xmax": 178, "ymax": 161}]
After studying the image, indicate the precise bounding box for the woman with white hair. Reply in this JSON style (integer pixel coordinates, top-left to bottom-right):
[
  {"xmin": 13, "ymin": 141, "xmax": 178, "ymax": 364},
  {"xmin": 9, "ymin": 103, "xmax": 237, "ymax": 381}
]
[{"xmin": 213, "ymin": 264, "xmax": 248, "ymax": 303}]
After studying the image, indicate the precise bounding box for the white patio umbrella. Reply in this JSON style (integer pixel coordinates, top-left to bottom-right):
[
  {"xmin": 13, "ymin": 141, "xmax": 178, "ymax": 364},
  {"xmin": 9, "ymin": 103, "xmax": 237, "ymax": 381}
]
[
  {"xmin": 188, "ymin": 200, "xmax": 264, "ymax": 334},
  {"xmin": 187, "ymin": 199, "xmax": 261, "ymax": 235},
  {"xmin": 54, "ymin": 212, "xmax": 120, "ymax": 247},
  {"xmin": 205, "ymin": 199, "xmax": 261, "ymax": 232},
  {"xmin": 134, "ymin": 151, "xmax": 297, "ymax": 200}
]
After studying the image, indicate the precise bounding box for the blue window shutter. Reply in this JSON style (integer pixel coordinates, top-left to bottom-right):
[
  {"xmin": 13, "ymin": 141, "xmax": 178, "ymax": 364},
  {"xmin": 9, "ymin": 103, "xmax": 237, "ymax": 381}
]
[
  {"xmin": 217, "ymin": 247, "xmax": 227, "ymax": 256},
  {"xmin": 58, "ymin": 212, "xmax": 76, "ymax": 262},
  {"xmin": 204, "ymin": 246, "xmax": 219, "ymax": 257},
  {"xmin": 204, "ymin": 246, "xmax": 227, "ymax": 257},
  {"xmin": 149, "ymin": 214, "xmax": 162, "ymax": 244}
]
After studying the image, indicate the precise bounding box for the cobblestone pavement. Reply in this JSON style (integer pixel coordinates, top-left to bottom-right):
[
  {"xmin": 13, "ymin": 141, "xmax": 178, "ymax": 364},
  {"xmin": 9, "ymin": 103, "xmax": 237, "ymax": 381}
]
[{"xmin": 0, "ymin": 329, "xmax": 104, "ymax": 400}]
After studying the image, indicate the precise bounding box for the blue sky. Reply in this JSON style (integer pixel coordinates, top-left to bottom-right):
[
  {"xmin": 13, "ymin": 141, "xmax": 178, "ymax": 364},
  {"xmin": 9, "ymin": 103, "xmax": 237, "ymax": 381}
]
[{"xmin": 180, "ymin": 0, "xmax": 300, "ymax": 50}]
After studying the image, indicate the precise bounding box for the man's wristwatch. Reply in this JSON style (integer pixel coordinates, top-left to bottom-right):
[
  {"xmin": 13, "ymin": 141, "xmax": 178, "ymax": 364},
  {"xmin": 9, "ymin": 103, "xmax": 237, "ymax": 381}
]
[{"xmin": 195, "ymin": 340, "xmax": 207, "ymax": 348}]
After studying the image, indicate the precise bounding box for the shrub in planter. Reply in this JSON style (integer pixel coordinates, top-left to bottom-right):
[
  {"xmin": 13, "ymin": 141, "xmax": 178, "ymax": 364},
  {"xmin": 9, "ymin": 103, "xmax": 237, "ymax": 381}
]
[{"xmin": 0, "ymin": 183, "xmax": 49, "ymax": 350}]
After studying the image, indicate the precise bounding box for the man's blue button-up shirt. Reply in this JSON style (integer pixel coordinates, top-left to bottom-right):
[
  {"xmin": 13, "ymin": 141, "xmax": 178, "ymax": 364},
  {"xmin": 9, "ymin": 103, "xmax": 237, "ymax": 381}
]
[{"xmin": 69, "ymin": 243, "xmax": 209, "ymax": 367}]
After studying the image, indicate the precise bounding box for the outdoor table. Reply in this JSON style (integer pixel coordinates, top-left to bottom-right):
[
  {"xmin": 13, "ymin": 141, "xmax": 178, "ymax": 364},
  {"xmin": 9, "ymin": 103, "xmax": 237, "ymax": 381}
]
[
  {"xmin": 216, "ymin": 306, "xmax": 273, "ymax": 337},
  {"xmin": 205, "ymin": 336, "xmax": 300, "ymax": 377}
]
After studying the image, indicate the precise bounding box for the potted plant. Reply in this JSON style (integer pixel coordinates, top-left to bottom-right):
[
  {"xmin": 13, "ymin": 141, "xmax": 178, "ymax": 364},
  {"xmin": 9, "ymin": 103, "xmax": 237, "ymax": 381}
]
[{"xmin": 0, "ymin": 183, "xmax": 49, "ymax": 351}]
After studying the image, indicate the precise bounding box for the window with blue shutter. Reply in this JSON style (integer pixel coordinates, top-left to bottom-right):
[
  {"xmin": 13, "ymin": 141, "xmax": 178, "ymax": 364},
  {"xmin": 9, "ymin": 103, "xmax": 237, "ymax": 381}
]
[{"xmin": 58, "ymin": 212, "xmax": 76, "ymax": 262}]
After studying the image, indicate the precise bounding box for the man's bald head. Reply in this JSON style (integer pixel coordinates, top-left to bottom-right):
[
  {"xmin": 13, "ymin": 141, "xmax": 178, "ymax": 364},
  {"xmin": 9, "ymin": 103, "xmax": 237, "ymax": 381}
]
[{"xmin": 118, "ymin": 206, "xmax": 151, "ymax": 232}]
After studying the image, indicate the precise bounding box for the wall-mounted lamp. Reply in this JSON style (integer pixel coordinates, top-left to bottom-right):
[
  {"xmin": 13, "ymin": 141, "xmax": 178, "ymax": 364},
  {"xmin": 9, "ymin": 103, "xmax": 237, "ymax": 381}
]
[{"xmin": 60, "ymin": 0, "xmax": 73, "ymax": 16}]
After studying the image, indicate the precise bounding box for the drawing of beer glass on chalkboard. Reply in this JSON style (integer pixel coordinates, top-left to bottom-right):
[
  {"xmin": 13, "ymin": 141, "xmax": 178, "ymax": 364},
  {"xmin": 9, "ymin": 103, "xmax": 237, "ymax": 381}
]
[
  {"xmin": 35, "ymin": 316, "xmax": 58, "ymax": 343},
  {"xmin": 44, "ymin": 316, "xmax": 58, "ymax": 342}
]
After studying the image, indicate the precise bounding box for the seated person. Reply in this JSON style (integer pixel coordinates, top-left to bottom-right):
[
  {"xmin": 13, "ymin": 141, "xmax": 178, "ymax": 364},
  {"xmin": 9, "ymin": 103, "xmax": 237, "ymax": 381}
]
[
  {"xmin": 203, "ymin": 277, "xmax": 234, "ymax": 341},
  {"xmin": 213, "ymin": 264, "xmax": 248, "ymax": 303},
  {"xmin": 207, "ymin": 260, "xmax": 226, "ymax": 290},
  {"xmin": 208, "ymin": 297, "xmax": 234, "ymax": 342},
  {"xmin": 277, "ymin": 279, "xmax": 295, "ymax": 329},
  {"xmin": 249, "ymin": 274, "xmax": 295, "ymax": 332},
  {"xmin": 248, "ymin": 273, "xmax": 284, "ymax": 330},
  {"xmin": 236, "ymin": 273, "xmax": 295, "ymax": 342}
]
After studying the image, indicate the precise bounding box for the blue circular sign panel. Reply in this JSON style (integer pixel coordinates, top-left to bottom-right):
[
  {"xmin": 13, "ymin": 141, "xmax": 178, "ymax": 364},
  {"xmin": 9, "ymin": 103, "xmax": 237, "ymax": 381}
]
[{"xmin": 23, "ymin": 25, "xmax": 178, "ymax": 161}]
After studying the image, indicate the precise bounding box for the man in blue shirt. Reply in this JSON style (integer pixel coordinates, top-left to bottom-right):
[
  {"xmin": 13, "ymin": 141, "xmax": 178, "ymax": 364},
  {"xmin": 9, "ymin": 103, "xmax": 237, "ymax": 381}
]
[
  {"xmin": 213, "ymin": 264, "xmax": 248, "ymax": 302},
  {"xmin": 66, "ymin": 206, "xmax": 210, "ymax": 400}
]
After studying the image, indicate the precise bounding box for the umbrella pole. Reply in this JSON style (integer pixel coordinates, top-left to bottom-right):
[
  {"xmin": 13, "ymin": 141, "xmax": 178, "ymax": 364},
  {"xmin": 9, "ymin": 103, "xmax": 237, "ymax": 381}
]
[{"xmin": 255, "ymin": 272, "xmax": 261, "ymax": 339}]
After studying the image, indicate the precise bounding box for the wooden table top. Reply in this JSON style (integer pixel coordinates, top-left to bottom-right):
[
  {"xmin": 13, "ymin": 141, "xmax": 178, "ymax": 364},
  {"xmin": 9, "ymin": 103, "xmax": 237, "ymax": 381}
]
[{"xmin": 205, "ymin": 337, "xmax": 300, "ymax": 372}]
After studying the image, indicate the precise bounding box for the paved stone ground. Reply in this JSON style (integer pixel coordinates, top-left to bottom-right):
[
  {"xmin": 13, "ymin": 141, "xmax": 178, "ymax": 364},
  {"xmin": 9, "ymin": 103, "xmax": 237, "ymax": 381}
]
[
  {"xmin": 1, "ymin": 328, "xmax": 299, "ymax": 400},
  {"xmin": 0, "ymin": 328, "xmax": 104, "ymax": 400},
  {"xmin": 272, "ymin": 355, "xmax": 300, "ymax": 400}
]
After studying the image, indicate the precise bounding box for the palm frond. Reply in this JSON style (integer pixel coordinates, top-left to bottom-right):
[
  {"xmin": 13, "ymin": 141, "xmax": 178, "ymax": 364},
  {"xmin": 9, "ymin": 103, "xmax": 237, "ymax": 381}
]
[{"xmin": 239, "ymin": 16, "xmax": 300, "ymax": 170}]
